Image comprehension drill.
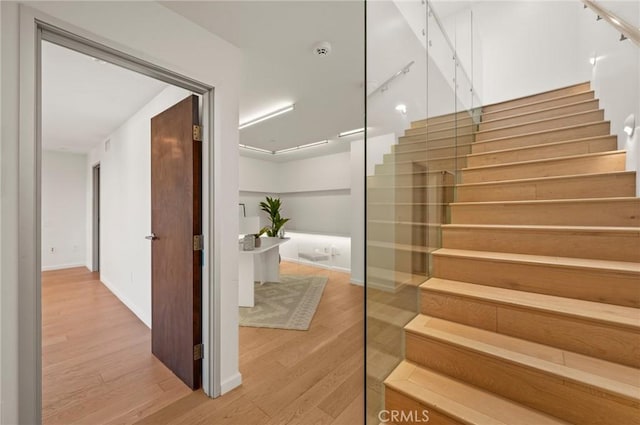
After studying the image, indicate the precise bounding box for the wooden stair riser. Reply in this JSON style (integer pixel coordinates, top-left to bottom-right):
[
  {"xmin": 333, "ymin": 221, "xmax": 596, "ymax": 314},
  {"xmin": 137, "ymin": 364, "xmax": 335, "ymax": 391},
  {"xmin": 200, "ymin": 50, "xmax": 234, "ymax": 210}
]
[
  {"xmin": 412, "ymin": 110, "xmax": 481, "ymax": 128},
  {"xmin": 376, "ymin": 157, "xmax": 467, "ymax": 175},
  {"xmin": 404, "ymin": 332, "xmax": 639, "ymax": 425},
  {"xmin": 476, "ymin": 110, "xmax": 605, "ymax": 142},
  {"xmin": 386, "ymin": 145, "xmax": 472, "ymax": 163},
  {"xmin": 482, "ymin": 82, "xmax": 591, "ymax": 113},
  {"xmin": 420, "ymin": 289, "xmax": 640, "ymax": 368},
  {"xmin": 368, "ymin": 222, "xmax": 441, "ymax": 247},
  {"xmin": 368, "ymin": 172, "xmax": 455, "ymax": 188},
  {"xmin": 482, "ymin": 91, "xmax": 595, "ymax": 122},
  {"xmin": 466, "ymin": 136, "xmax": 617, "ymax": 168},
  {"xmin": 471, "ymin": 121, "xmax": 610, "ymax": 154},
  {"xmin": 409, "ymin": 117, "xmax": 477, "ymax": 134},
  {"xmin": 368, "ymin": 246, "xmax": 428, "ymax": 275},
  {"xmin": 405, "ymin": 125, "xmax": 477, "ymax": 140},
  {"xmin": 442, "ymin": 226, "xmax": 640, "ymax": 262},
  {"xmin": 398, "ymin": 134, "xmax": 474, "ymax": 148},
  {"xmin": 385, "ymin": 388, "xmax": 462, "ymax": 425},
  {"xmin": 432, "ymin": 253, "xmax": 640, "ymax": 308},
  {"xmin": 368, "ymin": 186, "xmax": 454, "ymax": 203},
  {"xmin": 479, "ymin": 99, "xmax": 600, "ymax": 131},
  {"xmin": 456, "ymin": 171, "xmax": 636, "ymax": 202},
  {"xmin": 450, "ymin": 199, "xmax": 640, "ymax": 227},
  {"xmin": 368, "ymin": 204, "xmax": 446, "ymax": 222},
  {"xmin": 462, "ymin": 151, "xmax": 626, "ymax": 184}
]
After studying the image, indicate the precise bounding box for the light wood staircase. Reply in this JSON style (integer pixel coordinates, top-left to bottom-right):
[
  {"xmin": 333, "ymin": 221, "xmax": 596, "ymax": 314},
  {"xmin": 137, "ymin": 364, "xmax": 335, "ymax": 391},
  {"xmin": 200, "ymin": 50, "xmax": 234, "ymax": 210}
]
[{"xmin": 369, "ymin": 82, "xmax": 640, "ymax": 424}]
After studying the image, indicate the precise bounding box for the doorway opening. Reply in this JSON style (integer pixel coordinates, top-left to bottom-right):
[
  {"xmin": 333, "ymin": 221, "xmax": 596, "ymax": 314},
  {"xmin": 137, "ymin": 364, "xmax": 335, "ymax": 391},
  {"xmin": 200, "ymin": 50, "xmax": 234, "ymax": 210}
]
[
  {"xmin": 34, "ymin": 21, "xmax": 218, "ymax": 425},
  {"xmin": 92, "ymin": 163, "xmax": 100, "ymax": 272}
]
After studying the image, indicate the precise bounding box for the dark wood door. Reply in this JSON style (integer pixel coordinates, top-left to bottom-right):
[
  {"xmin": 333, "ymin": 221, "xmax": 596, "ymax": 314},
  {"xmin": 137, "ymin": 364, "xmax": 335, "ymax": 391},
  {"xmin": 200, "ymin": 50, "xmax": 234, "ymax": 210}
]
[{"xmin": 150, "ymin": 95, "xmax": 202, "ymax": 389}]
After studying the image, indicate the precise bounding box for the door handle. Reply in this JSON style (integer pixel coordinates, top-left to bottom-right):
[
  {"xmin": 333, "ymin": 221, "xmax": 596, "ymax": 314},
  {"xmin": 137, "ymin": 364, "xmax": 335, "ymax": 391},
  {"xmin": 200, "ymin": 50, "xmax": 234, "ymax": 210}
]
[{"xmin": 145, "ymin": 233, "xmax": 158, "ymax": 240}]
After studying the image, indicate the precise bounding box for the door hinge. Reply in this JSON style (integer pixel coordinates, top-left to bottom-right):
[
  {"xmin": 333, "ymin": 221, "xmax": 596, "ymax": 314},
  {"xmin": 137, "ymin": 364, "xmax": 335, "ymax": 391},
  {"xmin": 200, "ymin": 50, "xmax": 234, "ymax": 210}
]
[
  {"xmin": 193, "ymin": 234, "xmax": 204, "ymax": 251},
  {"xmin": 194, "ymin": 343, "xmax": 204, "ymax": 360},
  {"xmin": 193, "ymin": 125, "xmax": 203, "ymax": 142}
]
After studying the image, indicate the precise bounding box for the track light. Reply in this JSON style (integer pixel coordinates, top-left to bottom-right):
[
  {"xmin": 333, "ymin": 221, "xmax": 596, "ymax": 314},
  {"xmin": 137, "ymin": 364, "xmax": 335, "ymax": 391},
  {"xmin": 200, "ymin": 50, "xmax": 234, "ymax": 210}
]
[{"xmin": 238, "ymin": 104, "xmax": 295, "ymax": 130}]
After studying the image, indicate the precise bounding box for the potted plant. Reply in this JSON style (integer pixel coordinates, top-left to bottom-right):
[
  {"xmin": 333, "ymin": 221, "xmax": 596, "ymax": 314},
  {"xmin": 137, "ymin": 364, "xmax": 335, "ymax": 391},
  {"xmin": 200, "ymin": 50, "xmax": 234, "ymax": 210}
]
[{"xmin": 259, "ymin": 196, "xmax": 290, "ymax": 238}]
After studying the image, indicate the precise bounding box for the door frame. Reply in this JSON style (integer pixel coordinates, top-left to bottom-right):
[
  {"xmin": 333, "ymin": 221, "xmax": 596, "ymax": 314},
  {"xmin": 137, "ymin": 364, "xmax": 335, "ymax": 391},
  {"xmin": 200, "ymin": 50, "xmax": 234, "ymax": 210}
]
[{"xmin": 17, "ymin": 7, "xmax": 221, "ymax": 423}]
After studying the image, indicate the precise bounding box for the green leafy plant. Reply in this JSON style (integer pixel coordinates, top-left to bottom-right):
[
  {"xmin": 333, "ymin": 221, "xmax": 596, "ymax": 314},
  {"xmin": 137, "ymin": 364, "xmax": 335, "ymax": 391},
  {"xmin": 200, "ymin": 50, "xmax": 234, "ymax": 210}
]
[{"xmin": 259, "ymin": 196, "xmax": 290, "ymax": 237}]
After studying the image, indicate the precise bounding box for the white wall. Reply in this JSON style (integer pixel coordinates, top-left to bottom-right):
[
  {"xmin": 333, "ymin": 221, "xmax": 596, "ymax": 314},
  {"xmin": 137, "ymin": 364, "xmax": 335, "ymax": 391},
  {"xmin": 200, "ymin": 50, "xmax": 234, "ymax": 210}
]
[
  {"xmin": 85, "ymin": 85, "xmax": 191, "ymax": 328},
  {"xmin": 472, "ymin": 1, "xmax": 588, "ymax": 106},
  {"xmin": 42, "ymin": 151, "xmax": 87, "ymax": 271},
  {"xmin": 1, "ymin": 3, "xmax": 242, "ymax": 422}
]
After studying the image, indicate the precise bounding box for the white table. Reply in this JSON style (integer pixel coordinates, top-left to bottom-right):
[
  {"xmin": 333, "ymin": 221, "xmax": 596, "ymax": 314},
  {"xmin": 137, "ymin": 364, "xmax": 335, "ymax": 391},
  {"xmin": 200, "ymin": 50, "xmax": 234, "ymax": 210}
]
[{"xmin": 238, "ymin": 237, "xmax": 289, "ymax": 307}]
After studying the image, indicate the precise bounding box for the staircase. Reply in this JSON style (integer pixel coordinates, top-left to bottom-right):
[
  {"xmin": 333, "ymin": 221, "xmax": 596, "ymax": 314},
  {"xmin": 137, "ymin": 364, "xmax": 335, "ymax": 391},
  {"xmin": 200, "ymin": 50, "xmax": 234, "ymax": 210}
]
[{"xmin": 370, "ymin": 82, "xmax": 640, "ymax": 424}]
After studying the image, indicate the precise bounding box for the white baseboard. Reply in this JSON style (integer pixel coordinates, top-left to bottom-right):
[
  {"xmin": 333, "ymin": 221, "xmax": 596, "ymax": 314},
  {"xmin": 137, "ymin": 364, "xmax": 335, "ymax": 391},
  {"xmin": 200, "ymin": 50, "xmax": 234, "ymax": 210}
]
[
  {"xmin": 220, "ymin": 372, "xmax": 242, "ymax": 395},
  {"xmin": 281, "ymin": 256, "xmax": 351, "ymax": 274},
  {"xmin": 100, "ymin": 276, "xmax": 151, "ymax": 328},
  {"xmin": 41, "ymin": 263, "xmax": 87, "ymax": 272},
  {"xmin": 350, "ymin": 278, "xmax": 364, "ymax": 286}
]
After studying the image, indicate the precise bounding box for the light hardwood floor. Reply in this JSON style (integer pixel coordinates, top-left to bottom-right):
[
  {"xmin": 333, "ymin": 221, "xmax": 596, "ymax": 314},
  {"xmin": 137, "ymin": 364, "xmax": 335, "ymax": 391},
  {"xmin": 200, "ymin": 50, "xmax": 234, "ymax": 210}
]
[{"xmin": 43, "ymin": 262, "xmax": 364, "ymax": 425}]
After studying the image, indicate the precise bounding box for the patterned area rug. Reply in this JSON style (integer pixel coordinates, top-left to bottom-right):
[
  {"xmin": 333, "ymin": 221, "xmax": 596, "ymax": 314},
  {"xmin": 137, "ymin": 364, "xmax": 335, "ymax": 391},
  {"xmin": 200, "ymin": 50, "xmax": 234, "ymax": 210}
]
[{"xmin": 239, "ymin": 275, "xmax": 328, "ymax": 330}]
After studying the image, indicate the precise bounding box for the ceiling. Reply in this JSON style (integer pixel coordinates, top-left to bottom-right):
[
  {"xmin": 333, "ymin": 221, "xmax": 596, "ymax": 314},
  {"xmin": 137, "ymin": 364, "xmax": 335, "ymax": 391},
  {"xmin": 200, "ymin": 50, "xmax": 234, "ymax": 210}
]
[
  {"xmin": 42, "ymin": 41, "xmax": 169, "ymax": 153},
  {"xmin": 42, "ymin": 2, "xmax": 365, "ymax": 161},
  {"xmin": 162, "ymin": 1, "xmax": 365, "ymax": 161}
]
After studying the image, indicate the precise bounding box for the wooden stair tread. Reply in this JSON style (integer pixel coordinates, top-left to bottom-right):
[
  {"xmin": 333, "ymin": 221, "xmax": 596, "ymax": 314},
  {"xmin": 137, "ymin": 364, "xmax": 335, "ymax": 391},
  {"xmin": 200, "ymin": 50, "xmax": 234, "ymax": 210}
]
[
  {"xmin": 405, "ymin": 315, "xmax": 640, "ymax": 400},
  {"xmin": 472, "ymin": 120, "xmax": 610, "ymax": 145},
  {"xmin": 466, "ymin": 135, "xmax": 616, "ymax": 158},
  {"xmin": 421, "ymin": 277, "xmax": 640, "ymax": 329},
  {"xmin": 462, "ymin": 150, "xmax": 624, "ymax": 172},
  {"xmin": 475, "ymin": 110, "xmax": 603, "ymax": 136},
  {"xmin": 367, "ymin": 266, "xmax": 428, "ymax": 287},
  {"xmin": 483, "ymin": 82, "xmax": 591, "ymax": 113},
  {"xmin": 394, "ymin": 142, "xmax": 474, "ymax": 153},
  {"xmin": 480, "ymin": 99, "xmax": 599, "ymax": 126},
  {"xmin": 442, "ymin": 223, "xmax": 640, "ymax": 234},
  {"xmin": 368, "ymin": 299, "xmax": 418, "ymax": 328},
  {"xmin": 369, "ymin": 220, "xmax": 442, "ymax": 227},
  {"xmin": 432, "ymin": 248, "xmax": 640, "ymax": 274},
  {"xmin": 385, "ymin": 361, "xmax": 570, "ymax": 425},
  {"xmin": 482, "ymin": 91, "xmax": 596, "ymax": 121},
  {"xmin": 367, "ymin": 241, "xmax": 436, "ymax": 254},
  {"xmin": 456, "ymin": 170, "xmax": 635, "ymax": 188},
  {"xmin": 452, "ymin": 196, "xmax": 640, "ymax": 207}
]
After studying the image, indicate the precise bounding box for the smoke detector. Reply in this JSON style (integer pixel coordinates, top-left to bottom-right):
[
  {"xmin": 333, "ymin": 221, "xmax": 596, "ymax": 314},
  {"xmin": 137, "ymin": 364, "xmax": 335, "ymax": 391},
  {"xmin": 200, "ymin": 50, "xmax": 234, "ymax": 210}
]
[{"xmin": 313, "ymin": 41, "xmax": 332, "ymax": 57}]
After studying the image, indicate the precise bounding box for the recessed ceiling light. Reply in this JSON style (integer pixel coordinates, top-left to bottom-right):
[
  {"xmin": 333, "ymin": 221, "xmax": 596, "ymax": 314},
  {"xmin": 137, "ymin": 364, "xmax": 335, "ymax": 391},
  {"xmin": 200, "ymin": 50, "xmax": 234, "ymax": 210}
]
[
  {"xmin": 239, "ymin": 144, "xmax": 274, "ymax": 154},
  {"xmin": 338, "ymin": 128, "xmax": 365, "ymax": 138},
  {"xmin": 276, "ymin": 140, "xmax": 329, "ymax": 154},
  {"xmin": 238, "ymin": 104, "xmax": 295, "ymax": 130}
]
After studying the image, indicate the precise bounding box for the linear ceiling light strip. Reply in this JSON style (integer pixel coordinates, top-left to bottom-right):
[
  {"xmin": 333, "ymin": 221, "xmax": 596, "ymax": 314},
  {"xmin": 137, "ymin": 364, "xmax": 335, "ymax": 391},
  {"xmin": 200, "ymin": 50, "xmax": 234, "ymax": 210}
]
[{"xmin": 238, "ymin": 104, "xmax": 295, "ymax": 130}]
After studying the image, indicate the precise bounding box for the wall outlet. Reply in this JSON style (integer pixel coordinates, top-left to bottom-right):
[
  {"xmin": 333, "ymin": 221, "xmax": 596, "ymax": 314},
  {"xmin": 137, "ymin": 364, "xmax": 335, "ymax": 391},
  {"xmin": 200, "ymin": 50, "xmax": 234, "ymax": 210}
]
[{"xmin": 50, "ymin": 247, "xmax": 55, "ymax": 253}]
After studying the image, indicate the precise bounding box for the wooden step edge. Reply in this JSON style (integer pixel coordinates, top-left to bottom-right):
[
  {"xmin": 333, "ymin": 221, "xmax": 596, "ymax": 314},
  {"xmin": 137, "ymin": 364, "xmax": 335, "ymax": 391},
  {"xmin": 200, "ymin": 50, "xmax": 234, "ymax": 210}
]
[
  {"xmin": 405, "ymin": 315, "xmax": 640, "ymax": 402},
  {"xmin": 466, "ymin": 135, "xmax": 617, "ymax": 159},
  {"xmin": 481, "ymin": 91, "xmax": 596, "ymax": 121},
  {"xmin": 471, "ymin": 120, "xmax": 610, "ymax": 146},
  {"xmin": 432, "ymin": 248, "xmax": 640, "ymax": 274},
  {"xmin": 461, "ymin": 150, "xmax": 625, "ymax": 172},
  {"xmin": 369, "ymin": 220, "xmax": 443, "ymax": 227},
  {"xmin": 456, "ymin": 170, "xmax": 635, "ymax": 188},
  {"xmin": 368, "ymin": 202, "xmax": 448, "ymax": 206},
  {"xmin": 480, "ymin": 99, "xmax": 599, "ymax": 126},
  {"xmin": 442, "ymin": 223, "xmax": 640, "ymax": 234},
  {"xmin": 393, "ymin": 142, "xmax": 475, "ymax": 154},
  {"xmin": 369, "ymin": 170, "xmax": 457, "ymax": 178},
  {"xmin": 411, "ymin": 111, "xmax": 480, "ymax": 128},
  {"xmin": 368, "ymin": 184, "xmax": 456, "ymax": 191},
  {"xmin": 482, "ymin": 82, "xmax": 591, "ymax": 112},
  {"xmin": 475, "ymin": 110, "xmax": 604, "ymax": 137},
  {"xmin": 398, "ymin": 133, "xmax": 474, "ymax": 144},
  {"xmin": 367, "ymin": 266, "xmax": 428, "ymax": 287},
  {"xmin": 385, "ymin": 361, "xmax": 570, "ymax": 425},
  {"xmin": 451, "ymin": 196, "xmax": 639, "ymax": 207},
  {"xmin": 367, "ymin": 241, "xmax": 436, "ymax": 254},
  {"xmin": 420, "ymin": 277, "xmax": 640, "ymax": 329}
]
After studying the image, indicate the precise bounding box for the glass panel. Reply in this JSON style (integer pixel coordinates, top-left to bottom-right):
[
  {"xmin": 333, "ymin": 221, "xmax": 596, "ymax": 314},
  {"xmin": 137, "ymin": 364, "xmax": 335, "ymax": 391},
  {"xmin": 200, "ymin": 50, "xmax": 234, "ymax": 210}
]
[{"xmin": 366, "ymin": 0, "xmax": 481, "ymax": 422}]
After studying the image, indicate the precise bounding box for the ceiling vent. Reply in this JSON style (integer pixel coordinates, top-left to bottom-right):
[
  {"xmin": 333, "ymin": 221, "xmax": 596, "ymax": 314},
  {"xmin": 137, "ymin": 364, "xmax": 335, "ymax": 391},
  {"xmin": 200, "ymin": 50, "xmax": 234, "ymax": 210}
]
[{"xmin": 313, "ymin": 41, "xmax": 332, "ymax": 57}]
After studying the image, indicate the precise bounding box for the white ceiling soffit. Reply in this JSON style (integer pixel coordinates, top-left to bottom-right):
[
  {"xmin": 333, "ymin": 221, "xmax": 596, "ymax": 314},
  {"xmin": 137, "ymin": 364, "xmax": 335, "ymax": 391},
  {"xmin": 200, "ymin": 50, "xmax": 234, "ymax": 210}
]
[
  {"xmin": 161, "ymin": 1, "xmax": 365, "ymax": 161},
  {"xmin": 41, "ymin": 41, "xmax": 169, "ymax": 153}
]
